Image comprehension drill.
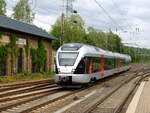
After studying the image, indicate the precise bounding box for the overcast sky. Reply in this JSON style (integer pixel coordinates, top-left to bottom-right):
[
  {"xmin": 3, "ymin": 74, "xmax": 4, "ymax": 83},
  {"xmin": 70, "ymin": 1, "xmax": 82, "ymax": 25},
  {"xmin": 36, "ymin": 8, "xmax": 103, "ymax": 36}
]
[{"xmin": 5, "ymin": 0, "xmax": 150, "ymax": 48}]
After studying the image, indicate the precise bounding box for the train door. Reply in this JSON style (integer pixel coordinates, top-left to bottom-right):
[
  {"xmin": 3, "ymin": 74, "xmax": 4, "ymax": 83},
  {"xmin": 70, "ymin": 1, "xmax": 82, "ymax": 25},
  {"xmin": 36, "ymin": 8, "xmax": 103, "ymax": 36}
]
[{"xmin": 18, "ymin": 48, "xmax": 23, "ymax": 73}]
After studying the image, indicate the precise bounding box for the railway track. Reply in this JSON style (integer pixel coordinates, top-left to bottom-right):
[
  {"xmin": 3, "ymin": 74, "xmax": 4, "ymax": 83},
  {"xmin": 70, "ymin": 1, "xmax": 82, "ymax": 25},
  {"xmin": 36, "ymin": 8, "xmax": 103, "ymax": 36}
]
[
  {"xmin": 0, "ymin": 74, "xmax": 122, "ymax": 113},
  {"xmin": 32, "ymin": 72, "xmax": 149, "ymax": 113},
  {"xmin": 83, "ymin": 72, "xmax": 150, "ymax": 113},
  {"xmin": 49, "ymin": 67, "xmax": 150, "ymax": 113},
  {"xmin": 0, "ymin": 86, "xmax": 85, "ymax": 113},
  {"xmin": 0, "ymin": 79, "xmax": 56, "ymax": 112},
  {"xmin": 0, "ymin": 77, "xmax": 88, "ymax": 113},
  {"xmin": 0, "ymin": 79, "xmax": 54, "ymax": 92},
  {"xmin": 0, "ymin": 65, "xmax": 150, "ymax": 113}
]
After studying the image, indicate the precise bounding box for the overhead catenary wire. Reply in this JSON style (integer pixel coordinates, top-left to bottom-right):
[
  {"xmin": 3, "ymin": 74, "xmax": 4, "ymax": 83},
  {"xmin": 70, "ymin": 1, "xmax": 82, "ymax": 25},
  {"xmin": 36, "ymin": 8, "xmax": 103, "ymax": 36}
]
[
  {"xmin": 110, "ymin": 0, "xmax": 142, "ymax": 46},
  {"xmin": 110, "ymin": 0, "xmax": 135, "ymax": 31},
  {"xmin": 93, "ymin": 0, "xmax": 134, "ymax": 44},
  {"xmin": 94, "ymin": 0, "xmax": 125, "ymax": 32}
]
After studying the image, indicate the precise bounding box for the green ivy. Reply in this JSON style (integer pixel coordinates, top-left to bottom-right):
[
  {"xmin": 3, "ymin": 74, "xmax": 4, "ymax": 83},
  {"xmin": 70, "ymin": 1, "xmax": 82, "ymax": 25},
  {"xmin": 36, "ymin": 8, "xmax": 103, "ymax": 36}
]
[
  {"xmin": 30, "ymin": 48, "xmax": 37, "ymax": 64},
  {"xmin": 0, "ymin": 33, "xmax": 18, "ymax": 75},
  {"xmin": 30, "ymin": 40, "xmax": 46, "ymax": 72},
  {"xmin": 37, "ymin": 40, "xmax": 46, "ymax": 71},
  {"xmin": 0, "ymin": 45, "xmax": 8, "ymax": 62},
  {"xmin": 0, "ymin": 33, "xmax": 18, "ymax": 60},
  {"xmin": 8, "ymin": 34, "xmax": 18, "ymax": 47}
]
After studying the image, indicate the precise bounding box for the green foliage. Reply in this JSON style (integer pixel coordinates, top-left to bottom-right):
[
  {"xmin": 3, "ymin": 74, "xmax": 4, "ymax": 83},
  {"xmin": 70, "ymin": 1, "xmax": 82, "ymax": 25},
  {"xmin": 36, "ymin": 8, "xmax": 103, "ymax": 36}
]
[
  {"xmin": 30, "ymin": 40, "xmax": 46, "ymax": 72},
  {"xmin": 51, "ymin": 15, "xmax": 86, "ymax": 50},
  {"xmin": 0, "ymin": 33, "xmax": 18, "ymax": 75},
  {"xmin": 51, "ymin": 15, "xmax": 123, "ymax": 53},
  {"xmin": 8, "ymin": 34, "xmax": 18, "ymax": 57},
  {"xmin": 0, "ymin": 72, "xmax": 54, "ymax": 83},
  {"xmin": 85, "ymin": 27, "xmax": 106, "ymax": 49},
  {"xmin": 30, "ymin": 48, "xmax": 37, "ymax": 64},
  {"xmin": 0, "ymin": 33, "xmax": 18, "ymax": 61},
  {"xmin": 8, "ymin": 34, "xmax": 18, "ymax": 47},
  {"xmin": 37, "ymin": 40, "xmax": 46, "ymax": 71},
  {"xmin": 0, "ymin": 45, "xmax": 7, "ymax": 62},
  {"xmin": 20, "ymin": 70, "xmax": 29, "ymax": 76},
  {"xmin": 64, "ymin": 15, "xmax": 86, "ymax": 43},
  {"xmin": 0, "ymin": 0, "xmax": 6, "ymax": 16},
  {"xmin": 12, "ymin": 0, "xmax": 35, "ymax": 23},
  {"xmin": 107, "ymin": 32, "xmax": 123, "ymax": 53}
]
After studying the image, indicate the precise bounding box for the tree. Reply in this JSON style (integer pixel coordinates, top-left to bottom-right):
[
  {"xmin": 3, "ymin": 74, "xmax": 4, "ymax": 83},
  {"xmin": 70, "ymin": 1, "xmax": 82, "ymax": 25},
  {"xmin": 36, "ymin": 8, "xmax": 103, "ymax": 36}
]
[
  {"xmin": 51, "ymin": 19, "xmax": 61, "ymax": 50},
  {"xmin": 12, "ymin": 0, "xmax": 35, "ymax": 23},
  {"xmin": 0, "ymin": 0, "xmax": 6, "ymax": 16},
  {"xmin": 107, "ymin": 32, "xmax": 123, "ymax": 53},
  {"xmin": 51, "ymin": 15, "xmax": 86, "ymax": 50},
  {"xmin": 86, "ymin": 27, "xmax": 106, "ymax": 49}
]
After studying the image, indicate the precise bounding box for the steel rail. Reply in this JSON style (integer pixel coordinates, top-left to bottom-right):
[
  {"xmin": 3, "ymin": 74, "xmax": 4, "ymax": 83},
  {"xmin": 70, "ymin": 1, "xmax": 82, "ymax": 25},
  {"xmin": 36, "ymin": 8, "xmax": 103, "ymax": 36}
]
[
  {"xmin": 83, "ymin": 72, "xmax": 150, "ymax": 113},
  {"xmin": 113, "ymin": 73, "xmax": 150, "ymax": 113},
  {"xmin": 0, "ymin": 88, "xmax": 62, "ymax": 111}
]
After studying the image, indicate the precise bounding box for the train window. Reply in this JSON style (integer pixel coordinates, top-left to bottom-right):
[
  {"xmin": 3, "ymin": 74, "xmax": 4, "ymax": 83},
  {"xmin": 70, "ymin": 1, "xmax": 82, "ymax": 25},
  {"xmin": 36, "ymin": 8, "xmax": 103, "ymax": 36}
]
[
  {"xmin": 61, "ymin": 44, "xmax": 83, "ymax": 51},
  {"xmin": 115, "ymin": 58, "xmax": 119, "ymax": 68},
  {"xmin": 74, "ymin": 57, "xmax": 99, "ymax": 74},
  {"xmin": 104, "ymin": 58, "xmax": 115, "ymax": 70},
  {"xmin": 93, "ymin": 57, "xmax": 100, "ymax": 73},
  {"xmin": 115, "ymin": 58, "xmax": 130, "ymax": 68},
  {"xmin": 85, "ymin": 57, "xmax": 90, "ymax": 74},
  {"xmin": 58, "ymin": 52, "xmax": 78, "ymax": 66},
  {"xmin": 61, "ymin": 47, "xmax": 79, "ymax": 51},
  {"xmin": 120, "ymin": 59, "xmax": 128, "ymax": 67},
  {"xmin": 74, "ymin": 57, "xmax": 86, "ymax": 74}
]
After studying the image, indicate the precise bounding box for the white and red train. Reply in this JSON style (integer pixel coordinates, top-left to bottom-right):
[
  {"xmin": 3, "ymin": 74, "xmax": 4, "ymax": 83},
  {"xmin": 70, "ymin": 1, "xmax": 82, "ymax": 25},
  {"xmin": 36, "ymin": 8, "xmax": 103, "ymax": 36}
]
[{"xmin": 55, "ymin": 43, "xmax": 131, "ymax": 87}]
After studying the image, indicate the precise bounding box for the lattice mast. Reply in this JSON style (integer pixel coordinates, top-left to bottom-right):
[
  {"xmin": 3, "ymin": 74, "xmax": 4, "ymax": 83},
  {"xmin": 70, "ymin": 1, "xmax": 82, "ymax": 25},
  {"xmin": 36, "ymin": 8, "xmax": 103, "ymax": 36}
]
[{"xmin": 66, "ymin": 0, "xmax": 74, "ymax": 18}]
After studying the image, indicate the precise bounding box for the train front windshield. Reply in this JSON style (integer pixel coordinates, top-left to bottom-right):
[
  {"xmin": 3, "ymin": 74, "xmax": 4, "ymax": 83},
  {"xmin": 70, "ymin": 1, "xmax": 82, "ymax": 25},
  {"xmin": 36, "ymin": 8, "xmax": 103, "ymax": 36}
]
[{"xmin": 58, "ymin": 52, "xmax": 78, "ymax": 66}]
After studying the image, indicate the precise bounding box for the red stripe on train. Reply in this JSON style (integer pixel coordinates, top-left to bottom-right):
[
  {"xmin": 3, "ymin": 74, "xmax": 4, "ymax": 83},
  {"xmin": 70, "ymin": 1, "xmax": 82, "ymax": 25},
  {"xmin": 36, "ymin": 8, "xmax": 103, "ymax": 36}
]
[
  {"xmin": 89, "ymin": 58, "xmax": 93, "ymax": 74},
  {"xmin": 100, "ymin": 55, "xmax": 104, "ymax": 76},
  {"xmin": 117, "ymin": 58, "xmax": 120, "ymax": 72}
]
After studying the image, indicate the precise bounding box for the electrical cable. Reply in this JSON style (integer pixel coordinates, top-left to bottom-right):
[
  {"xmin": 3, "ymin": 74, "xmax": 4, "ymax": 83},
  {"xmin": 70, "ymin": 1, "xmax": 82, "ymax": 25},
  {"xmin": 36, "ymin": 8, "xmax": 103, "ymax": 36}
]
[{"xmin": 94, "ymin": 0, "xmax": 124, "ymax": 32}]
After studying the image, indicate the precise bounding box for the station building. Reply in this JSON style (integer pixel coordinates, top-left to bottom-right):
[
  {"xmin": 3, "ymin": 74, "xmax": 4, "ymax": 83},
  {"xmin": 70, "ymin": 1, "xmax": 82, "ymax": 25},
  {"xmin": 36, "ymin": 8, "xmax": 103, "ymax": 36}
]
[{"xmin": 0, "ymin": 16, "xmax": 55, "ymax": 76}]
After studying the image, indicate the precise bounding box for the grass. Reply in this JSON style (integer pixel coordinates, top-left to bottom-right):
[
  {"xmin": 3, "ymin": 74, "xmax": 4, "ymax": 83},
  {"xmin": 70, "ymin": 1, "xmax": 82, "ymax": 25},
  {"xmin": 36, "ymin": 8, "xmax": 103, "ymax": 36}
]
[{"xmin": 0, "ymin": 72, "xmax": 55, "ymax": 84}]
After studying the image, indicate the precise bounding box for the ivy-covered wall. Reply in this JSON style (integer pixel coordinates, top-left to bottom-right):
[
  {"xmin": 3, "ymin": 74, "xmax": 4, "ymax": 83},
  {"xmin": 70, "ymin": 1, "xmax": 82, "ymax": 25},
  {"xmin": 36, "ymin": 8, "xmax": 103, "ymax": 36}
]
[
  {"xmin": 30, "ymin": 40, "xmax": 46, "ymax": 73},
  {"xmin": 0, "ymin": 31, "xmax": 53, "ymax": 76},
  {"xmin": 0, "ymin": 32, "xmax": 19, "ymax": 76}
]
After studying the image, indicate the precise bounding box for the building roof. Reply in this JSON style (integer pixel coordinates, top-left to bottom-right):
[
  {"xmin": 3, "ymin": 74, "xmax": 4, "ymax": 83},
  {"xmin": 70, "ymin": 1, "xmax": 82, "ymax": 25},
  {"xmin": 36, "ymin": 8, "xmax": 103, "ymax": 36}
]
[{"xmin": 0, "ymin": 16, "xmax": 55, "ymax": 40}]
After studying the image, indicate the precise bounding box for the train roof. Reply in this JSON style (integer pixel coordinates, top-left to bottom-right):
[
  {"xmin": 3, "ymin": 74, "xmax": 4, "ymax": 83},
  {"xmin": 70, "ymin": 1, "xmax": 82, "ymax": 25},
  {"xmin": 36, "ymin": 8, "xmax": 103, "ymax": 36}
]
[{"xmin": 59, "ymin": 43, "xmax": 131, "ymax": 61}]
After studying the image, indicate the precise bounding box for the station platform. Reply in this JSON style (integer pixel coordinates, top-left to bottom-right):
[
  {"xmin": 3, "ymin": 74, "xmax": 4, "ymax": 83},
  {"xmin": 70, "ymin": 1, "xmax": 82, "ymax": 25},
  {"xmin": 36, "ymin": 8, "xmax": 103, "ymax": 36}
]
[{"xmin": 126, "ymin": 78, "xmax": 150, "ymax": 113}]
